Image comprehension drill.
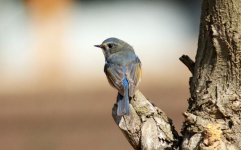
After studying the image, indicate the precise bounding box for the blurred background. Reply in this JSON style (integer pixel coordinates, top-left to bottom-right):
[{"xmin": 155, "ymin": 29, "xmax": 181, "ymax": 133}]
[{"xmin": 0, "ymin": 0, "xmax": 201, "ymax": 149}]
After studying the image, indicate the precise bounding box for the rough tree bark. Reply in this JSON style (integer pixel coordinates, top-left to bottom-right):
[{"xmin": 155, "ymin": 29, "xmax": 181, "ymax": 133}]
[{"xmin": 112, "ymin": 0, "xmax": 241, "ymax": 149}]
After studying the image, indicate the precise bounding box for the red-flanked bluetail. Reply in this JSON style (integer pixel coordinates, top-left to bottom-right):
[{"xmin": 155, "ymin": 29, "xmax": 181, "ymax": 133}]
[{"xmin": 95, "ymin": 38, "xmax": 142, "ymax": 116}]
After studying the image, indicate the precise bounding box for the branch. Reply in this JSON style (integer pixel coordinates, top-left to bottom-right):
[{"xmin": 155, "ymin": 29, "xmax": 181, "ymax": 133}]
[
  {"xmin": 112, "ymin": 90, "xmax": 180, "ymax": 150},
  {"xmin": 179, "ymin": 55, "xmax": 195, "ymax": 74}
]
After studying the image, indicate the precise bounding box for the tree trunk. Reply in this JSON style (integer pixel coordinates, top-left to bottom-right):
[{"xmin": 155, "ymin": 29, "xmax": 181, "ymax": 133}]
[
  {"xmin": 112, "ymin": 0, "xmax": 241, "ymax": 149},
  {"xmin": 182, "ymin": 0, "xmax": 241, "ymax": 149}
]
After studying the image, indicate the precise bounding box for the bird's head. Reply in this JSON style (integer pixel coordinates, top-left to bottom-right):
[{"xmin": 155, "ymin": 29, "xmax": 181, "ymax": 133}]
[{"xmin": 95, "ymin": 37, "xmax": 132, "ymax": 58}]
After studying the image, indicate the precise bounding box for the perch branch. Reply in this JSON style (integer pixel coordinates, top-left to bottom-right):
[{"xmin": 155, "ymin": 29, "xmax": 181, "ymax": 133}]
[
  {"xmin": 112, "ymin": 90, "xmax": 180, "ymax": 150},
  {"xmin": 179, "ymin": 55, "xmax": 195, "ymax": 74}
]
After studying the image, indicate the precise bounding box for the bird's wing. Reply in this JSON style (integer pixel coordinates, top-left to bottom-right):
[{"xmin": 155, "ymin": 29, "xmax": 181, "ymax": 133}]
[
  {"xmin": 126, "ymin": 57, "xmax": 142, "ymax": 97},
  {"xmin": 104, "ymin": 56, "xmax": 142, "ymax": 97},
  {"xmin": 104, "ymin": 63, "xmax": 125, "ymax": 95}
]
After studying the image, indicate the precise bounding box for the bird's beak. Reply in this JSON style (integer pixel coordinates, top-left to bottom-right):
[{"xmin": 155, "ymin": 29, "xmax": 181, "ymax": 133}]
[{"xmin": 94, "ymin": 44, "xmax": 103, "ymax": 48}]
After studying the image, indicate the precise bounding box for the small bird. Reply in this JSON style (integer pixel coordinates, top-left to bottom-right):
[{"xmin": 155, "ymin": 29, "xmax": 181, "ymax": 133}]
[{"xmin": 95, "ymin": 38, "xmax": 142, "ymax": 116}]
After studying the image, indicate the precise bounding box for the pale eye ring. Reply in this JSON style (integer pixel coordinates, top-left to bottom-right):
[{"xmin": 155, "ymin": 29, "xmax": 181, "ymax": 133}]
[{"xmin": 107, "ymin": 43, "xmax": 114, "ymax": 49}]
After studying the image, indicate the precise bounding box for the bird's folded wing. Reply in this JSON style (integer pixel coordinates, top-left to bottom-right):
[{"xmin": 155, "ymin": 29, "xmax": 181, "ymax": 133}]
[
  {"xmin": 104, "ymin": 63, "xmax": 125, "ymax": 95},
  {"xmin": 126, "ymin": 57, "xmax": 142, "ymax": 97},
  {"xmin": 104, "ymin": 57, "xmax": 142, "ymax": 97}
]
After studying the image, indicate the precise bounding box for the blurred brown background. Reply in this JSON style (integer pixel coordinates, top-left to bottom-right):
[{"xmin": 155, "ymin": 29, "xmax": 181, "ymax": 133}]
[{"xmin": 0, "ymin": 0, "xmax": 201, "ymax": 149}]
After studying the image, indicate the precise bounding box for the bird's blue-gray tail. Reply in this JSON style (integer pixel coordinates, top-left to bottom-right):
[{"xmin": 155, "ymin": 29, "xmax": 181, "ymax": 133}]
[{"xmin": 117, "ymin": 78, "xmax": 130, "ymax": 116}]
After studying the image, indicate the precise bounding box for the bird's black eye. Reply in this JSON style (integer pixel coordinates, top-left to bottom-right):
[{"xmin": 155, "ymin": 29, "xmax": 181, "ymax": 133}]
[{"xmin": 107, "ymin": 43, "xmax": 114, "ymax": 49}]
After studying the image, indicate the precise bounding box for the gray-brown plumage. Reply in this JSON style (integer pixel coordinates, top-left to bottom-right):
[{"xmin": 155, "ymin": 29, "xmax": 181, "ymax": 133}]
[{"xmin": 95, "ymin": 37, "xmax": 142, "ymax": 116}]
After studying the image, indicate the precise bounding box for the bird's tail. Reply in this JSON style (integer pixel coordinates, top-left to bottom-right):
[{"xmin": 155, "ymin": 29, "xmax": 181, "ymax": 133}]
[{"xmin": 117, "ymin": 79, "xmax": 130, "ymax": 116}]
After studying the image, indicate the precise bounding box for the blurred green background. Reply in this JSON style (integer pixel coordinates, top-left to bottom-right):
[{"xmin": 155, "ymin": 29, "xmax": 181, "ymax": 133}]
[{"xmin": 0, "ymin": 0, "xmax": 201, "ymax": 149}]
